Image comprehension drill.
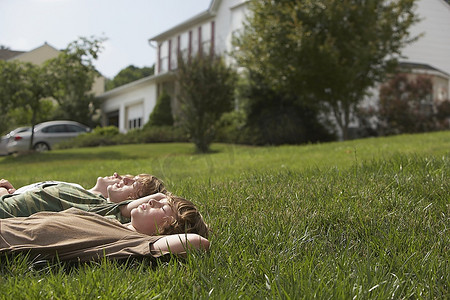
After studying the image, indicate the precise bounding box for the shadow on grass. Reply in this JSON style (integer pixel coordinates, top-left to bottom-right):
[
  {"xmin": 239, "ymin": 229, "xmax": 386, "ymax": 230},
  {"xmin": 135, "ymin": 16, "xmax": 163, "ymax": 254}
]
[{"xmin": 0, "ymin": 151, "xmax": 141, "ymax": 165}]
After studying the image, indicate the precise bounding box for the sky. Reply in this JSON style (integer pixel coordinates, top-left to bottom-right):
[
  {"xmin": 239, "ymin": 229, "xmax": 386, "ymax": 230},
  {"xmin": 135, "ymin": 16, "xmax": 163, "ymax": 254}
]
[{"xmin": 0, "ymin": 0, "xmax": 212, "ymax": 78}]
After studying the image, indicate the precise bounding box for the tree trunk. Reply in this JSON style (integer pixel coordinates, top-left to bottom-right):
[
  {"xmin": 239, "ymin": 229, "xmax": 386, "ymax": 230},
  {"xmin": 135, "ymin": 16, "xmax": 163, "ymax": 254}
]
[{"xmin": 29, "ymin": 108, "xmax": 37, "ymax": 150}]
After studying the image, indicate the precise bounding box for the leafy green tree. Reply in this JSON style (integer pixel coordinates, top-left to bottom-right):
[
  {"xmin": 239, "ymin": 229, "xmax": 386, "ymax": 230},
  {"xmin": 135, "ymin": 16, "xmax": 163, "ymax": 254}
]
[
  {"xmin": 177, "ymin": 54, "xmax": 237, "ymax": 152},
  {"xmin": 234, "ymin": 0, "xmax": 420, "ymax": 140},
  {"xmin": 0, "ymin": 60, "xmax": 53, "ymax": 146},
  {"xmin": 0, "ymin": 61, "xmax": 35, "ymax": 115},
  {"xmin": 105, "ymin": 65, "xmax": 154, "ymax": 90},
  {"xmin": 45, "ymin": 36, "xmax": 105, "ymax": 127},
  {"xmin": 0, "ymin": 60, "xmax": 25, "ymax": 132},
  {"xmin": 0, "ymin": 36, "xmax": 104, "ymax": 146},
  {"xmin": 6, "ymin": 99, "xmax": 56, "ymax": 128},
  {"xmin": 146, "ymin": 90, "xmax": 174, "ymax": 127}
]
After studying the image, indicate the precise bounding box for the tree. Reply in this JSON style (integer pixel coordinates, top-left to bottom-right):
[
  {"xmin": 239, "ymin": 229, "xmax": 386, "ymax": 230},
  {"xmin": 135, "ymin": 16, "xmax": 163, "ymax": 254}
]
[
  {"xmin": 105, "ymin": 65, "xmax": 154, "ymax": 90},
  {"xmin": 0, "ymin": 60, "xmax": 26, "ymax": 117},
  {"xmin": 45, "ymin": 36, "xmax": 105, "ymax": 127},
  {"xmin": 234, "ymin": 0, "xmax": 420, "ymax": 140},
  {"xmin": 177, "ymin": 54, "xmax": 237, "ymax": 153},
  {"xmin": 0, "ymin": 60, "xmax": 53, "ymax": 143},
  {"xmin": 0, "ymin": 36, "xmax": 104, "ymax": 146}
]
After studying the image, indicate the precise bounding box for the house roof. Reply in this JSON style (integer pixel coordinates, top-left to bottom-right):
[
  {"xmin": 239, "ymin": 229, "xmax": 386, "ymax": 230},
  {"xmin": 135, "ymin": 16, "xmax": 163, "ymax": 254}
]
[
  {"xmin": 97, "ymin": 71, "xmax": 175, "ymax": 99},
  {"xmin": 0, "ymin": 49, "xmax": 25, "ymax": 61},
  {"xmin": 0, "ymin": 42, "xmax": 60, "ymax": 63},
  {"xmin": 149, "ymin": 0, "xmax": 219, "ymax": 42},
  {"xmin": 399, "ymin": 62, "xmax": 450, "ymax": 77}
]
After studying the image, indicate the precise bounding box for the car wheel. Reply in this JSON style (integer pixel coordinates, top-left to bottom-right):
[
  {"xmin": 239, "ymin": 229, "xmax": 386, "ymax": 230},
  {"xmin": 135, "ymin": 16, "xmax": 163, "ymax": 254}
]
[{"xmin": 33, "ymin": 142, "xmax": 50, "ymax": 152}]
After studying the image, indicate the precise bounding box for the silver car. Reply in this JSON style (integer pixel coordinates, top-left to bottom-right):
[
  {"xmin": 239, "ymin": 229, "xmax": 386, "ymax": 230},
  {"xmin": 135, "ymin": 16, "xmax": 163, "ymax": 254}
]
[
  {"xmin": 0, "ymin": 127, "xmax": 31, "ymax": 155},
  {"xmin": 7, "ymin": 120, "xmax": 90, "ymax": 153}
]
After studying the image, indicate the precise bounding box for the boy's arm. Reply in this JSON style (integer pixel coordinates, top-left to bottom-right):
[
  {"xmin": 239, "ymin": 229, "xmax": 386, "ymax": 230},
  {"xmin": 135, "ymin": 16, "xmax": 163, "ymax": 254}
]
[
  {"xmin": 119, "ymin": 193, "xmax": 166, "ymax": 218},
  {"xmin": 150, "ymin": 233, "xmax": 210, "ymax": 255}
]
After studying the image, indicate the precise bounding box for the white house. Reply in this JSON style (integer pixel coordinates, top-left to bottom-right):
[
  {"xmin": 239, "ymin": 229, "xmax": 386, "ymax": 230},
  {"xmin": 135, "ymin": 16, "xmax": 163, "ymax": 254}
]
[
  {"xmin": 99, "ymin": 0, "xmax": 450, "ymax": 134},
  {"xmin": 99, "ymin": 0, "xmax": 248, "ymax": 132}
]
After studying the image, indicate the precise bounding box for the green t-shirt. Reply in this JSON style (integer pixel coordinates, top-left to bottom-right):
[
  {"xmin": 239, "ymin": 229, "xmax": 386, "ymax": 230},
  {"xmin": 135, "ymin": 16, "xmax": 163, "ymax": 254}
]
[{"xmin": 0, "ymin": 183, "xmax": 131, "ymax": 223}]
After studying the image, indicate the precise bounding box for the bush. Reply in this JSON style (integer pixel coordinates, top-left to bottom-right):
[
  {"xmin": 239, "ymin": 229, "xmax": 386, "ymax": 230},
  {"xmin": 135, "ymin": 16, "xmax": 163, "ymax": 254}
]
[
  {"xmin": 244, "ymin": 84, "xmax": 334, "ymax": 145},
  {"xmin": 55, "ymin": 125, "xmax": 188, "ymax": 149},
  {"xmin": 357, "ymin": 74, "xmax": 450, "ymax": 136},
  {"xmin": 91, "ymin": 126, "xmax": 120, "ymax": 136},
  {"xmin": 145, "ymin": 91, "xmax": 174, "ymax": 127},
  {"xmin": 121, "ymin": 126, "xmax": 189, "ymax": 144},
  {"xmin": 214, "ymin": 110, "xmax": 248, "ymax": 144},
  {"xmin": 435, "ymin": 99, "xmax": 450, "ymax": 130}
]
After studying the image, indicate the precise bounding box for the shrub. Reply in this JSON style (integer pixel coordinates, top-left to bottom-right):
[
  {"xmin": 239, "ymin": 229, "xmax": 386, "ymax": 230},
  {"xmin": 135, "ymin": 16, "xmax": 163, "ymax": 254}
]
[
  {"xmin": 214, "ymin": 110, "xmax": 247, "ymax": 144},
  {"xmin": 145, "ymin": 90, "xmax": 174, "ymax": 127},
  {"xmin": 378, "ymin": 74, "xmax": 435, "ymax": 135},
  {"xmin": 435, "ymin": 99, "xmax": 450, "ymax": 130},
  {"xmin": 91, "ymin": 126, "xmax": 120, "ymax": 136},
  {"xmin": 244, "ymin": 83, "xmax": 334, "ymax": 145},
  {"xmin": 55, "ymin": 125, "xmax": 188, "ymax": 149},
  {"xmin": 121, "ymin": 126, "xmax": 188, "ymax": 144},
  {"xmin": 357, "ymin": 74, "xmax": 450, "ymax": 136}
]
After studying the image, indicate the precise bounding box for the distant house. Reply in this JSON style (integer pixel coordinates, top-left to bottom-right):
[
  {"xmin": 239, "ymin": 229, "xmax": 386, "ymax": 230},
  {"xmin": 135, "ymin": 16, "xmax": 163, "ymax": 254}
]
[
  {"xmin": 99, "ymin": 0, "xmax": 450, "ymax": 135},
  {"xmin": 99, "ymin": 0, "xmax": 248, "ymax": 132},
  {"xmin": 5, "ymin": 42, "xmax": 60, "ymax": 66},
  {"xmin": 1, "ymin": 42, "xmax": 105, "ymax": 96}
]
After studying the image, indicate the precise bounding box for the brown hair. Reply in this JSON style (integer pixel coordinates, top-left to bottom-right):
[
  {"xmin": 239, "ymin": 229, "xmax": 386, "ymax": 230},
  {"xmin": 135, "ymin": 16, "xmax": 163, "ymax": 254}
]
[
  {"xmin": 160, "ymin": 194, "xmax": 209, "ymax": 239},
  {"xmin": 126, "ymin": 174, "xmax": 168, "ymax": 198}
]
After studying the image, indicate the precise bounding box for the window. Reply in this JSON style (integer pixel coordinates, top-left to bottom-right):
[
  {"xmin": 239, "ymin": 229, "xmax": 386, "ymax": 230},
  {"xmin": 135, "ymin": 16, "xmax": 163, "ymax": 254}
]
[
  {"xmin": 201, "ymin": 22, "xmax": 212, "ymax": 55},
  {"xmin": 66, "ymin": 124, "xmax": 87, "ymax": 132},
  {"xmin": 106, "ymin": 110, "xmax": 119, "ymax": 127},
  {"xmin": 179, "ymin": 32, "xmax": 189, "ymax": 61},
  {"xmin": 42, "ymin": 125, "xmax": 66, "ymax": 133},
  {"xmin": 128, "ymin": 118, "xmax": 142, "ymax": 130},
  {"xmin": 159, "ymin": 41, "xmax": 169, "ymax": 72},
  {"xmin": 170, "ymin": 38, "xmax": 178, "ymax": 70}
]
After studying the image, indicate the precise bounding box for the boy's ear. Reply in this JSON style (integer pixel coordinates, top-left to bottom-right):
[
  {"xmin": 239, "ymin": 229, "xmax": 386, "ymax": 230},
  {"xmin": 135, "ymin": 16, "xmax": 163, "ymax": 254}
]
[{"xmin": 165, "ymin": 215, "xmax": 176, "ymax": 224}]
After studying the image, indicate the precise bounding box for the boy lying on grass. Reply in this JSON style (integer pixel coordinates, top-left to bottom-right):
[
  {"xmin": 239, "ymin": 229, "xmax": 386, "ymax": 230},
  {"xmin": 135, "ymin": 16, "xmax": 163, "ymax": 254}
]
[
  {"xmin": 0, "ymin": 172, "xmax": 167, "ymax": 198},
  {"xmin": 0, "ymin": 174, "xmax": 167, "ymax": 221},
  {"xmin": 0, "ymin": 193, "xmax": 210, "ymax": 262}
]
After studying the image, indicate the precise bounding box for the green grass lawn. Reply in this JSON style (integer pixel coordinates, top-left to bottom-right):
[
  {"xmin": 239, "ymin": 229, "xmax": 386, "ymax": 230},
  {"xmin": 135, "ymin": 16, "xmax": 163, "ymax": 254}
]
[{"xmin": 0, "ymin": 131, "xmax": 448, "ymax": 299}]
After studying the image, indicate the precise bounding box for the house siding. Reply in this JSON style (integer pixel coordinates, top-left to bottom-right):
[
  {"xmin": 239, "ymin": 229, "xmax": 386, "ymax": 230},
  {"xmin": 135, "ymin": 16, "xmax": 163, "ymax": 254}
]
[
  {"xmin": 153, "ymin": 0, "xmax": 248, "ymax": 75},
  {"xmin": 100, "ymin": 79, "xmax": 158, "ymax": 133}
]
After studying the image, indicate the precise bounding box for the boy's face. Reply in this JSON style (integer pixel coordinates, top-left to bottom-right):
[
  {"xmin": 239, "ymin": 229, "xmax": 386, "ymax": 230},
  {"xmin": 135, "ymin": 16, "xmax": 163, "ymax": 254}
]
[
  {"xmin": 107, "ymin": 176, "xmax": 142, "ymax": 202},
  {"xmin": 130, "ymin": 197, "xmax": 175, "ymax": 235},
  {"xmin": 96, "ymin": 172, "xmax": 124, "ymax": 187}
]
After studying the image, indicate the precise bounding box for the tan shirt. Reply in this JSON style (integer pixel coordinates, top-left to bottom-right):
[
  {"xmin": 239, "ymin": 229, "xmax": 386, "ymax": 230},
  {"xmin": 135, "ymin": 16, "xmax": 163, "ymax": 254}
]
[{"xmin": 0, "ymin": 208, "xmax": 164, "ymax": 262}]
